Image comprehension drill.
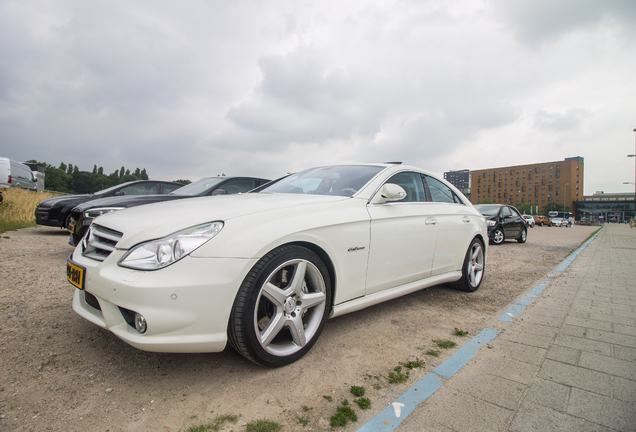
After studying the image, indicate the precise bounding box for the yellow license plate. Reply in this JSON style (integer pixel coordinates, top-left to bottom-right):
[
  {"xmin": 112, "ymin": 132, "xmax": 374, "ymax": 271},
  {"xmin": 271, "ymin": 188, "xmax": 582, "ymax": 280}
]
[
  {"xmin": 69, "ymin": 220, "xmax": 80, "ymax": 234},
  {"xmin": 67, "ymin": 259, "xmax": 85, "ymax": 290}
]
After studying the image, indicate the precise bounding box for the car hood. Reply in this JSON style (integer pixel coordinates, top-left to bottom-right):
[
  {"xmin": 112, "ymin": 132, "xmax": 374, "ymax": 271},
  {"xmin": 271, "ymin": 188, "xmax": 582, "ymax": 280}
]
[
  {"xmin": 38, "ymin": 194, "xmax": 95, "ymax": 207},
  {"xmin": 94, "ymin": 193, "xmax": 351, "ymax": 249},
  {"xmin": 74, "ymin": 194, "xmax": 187, "ymax": 212}
]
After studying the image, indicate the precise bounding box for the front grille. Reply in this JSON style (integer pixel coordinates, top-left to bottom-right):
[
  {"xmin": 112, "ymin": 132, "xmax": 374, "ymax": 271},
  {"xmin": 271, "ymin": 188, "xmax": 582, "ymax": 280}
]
[{"xmin": 81, "ymin": 224, "xmax": 123, "ymax": 262}]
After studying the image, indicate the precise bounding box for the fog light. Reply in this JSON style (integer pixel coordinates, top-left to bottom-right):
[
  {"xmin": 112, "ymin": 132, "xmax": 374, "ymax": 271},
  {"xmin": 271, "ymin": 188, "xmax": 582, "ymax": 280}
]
[{"xmin": 134, "ymin": 313, "xmax": 147, "ymax": 333}]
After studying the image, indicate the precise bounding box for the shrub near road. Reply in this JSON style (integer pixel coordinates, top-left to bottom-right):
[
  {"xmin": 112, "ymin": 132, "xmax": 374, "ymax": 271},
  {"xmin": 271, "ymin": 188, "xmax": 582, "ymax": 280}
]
[{"xmin": 0, "ymin": 188, "xmax": 62, "ymax": 233}]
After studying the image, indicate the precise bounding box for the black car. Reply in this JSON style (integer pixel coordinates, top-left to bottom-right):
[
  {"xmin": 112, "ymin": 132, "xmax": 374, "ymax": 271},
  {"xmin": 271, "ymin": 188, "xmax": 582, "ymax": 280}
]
[
  {"xmin": 68, "ymin": 176, "xmax": 270, "ymax": 245},
  {"xmin": 35, "ymin": 180, "xmax": 184, "ymax": 230},
  {"xmin": 474, "ymin": 204, "xmax": 528, "ymax": 245}
]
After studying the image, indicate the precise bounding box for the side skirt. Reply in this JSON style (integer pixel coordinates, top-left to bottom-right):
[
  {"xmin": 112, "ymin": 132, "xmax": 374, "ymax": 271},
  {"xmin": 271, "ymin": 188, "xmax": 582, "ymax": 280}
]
[{"xmin": 330, "ymin": 271, "xmax": 462, "ymax": 318}]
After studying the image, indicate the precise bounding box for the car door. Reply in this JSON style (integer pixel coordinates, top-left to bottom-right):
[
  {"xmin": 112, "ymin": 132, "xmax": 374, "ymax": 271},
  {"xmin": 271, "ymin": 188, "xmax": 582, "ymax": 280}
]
[
  {"xmin": 501, "ymin": 206, "xmax": 520, "ymax": 238},
  {"xmin": 423, "ymin": 174, "xmax": 476, "ymax": 276},
  {"xmin": 365, "ymin": 171, "xmax": 438, "ymax": 295}
]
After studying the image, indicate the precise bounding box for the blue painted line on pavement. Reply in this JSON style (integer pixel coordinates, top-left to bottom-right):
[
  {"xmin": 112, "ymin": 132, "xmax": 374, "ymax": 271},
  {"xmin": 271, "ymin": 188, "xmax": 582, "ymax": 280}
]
[
  {"xmin": 356, "ymin": 227, "xmax": 604, "ymax": 432},
  {"xmin": 499, "ymin": 304, "xmax": 526, "ymax": 322},
  {"xmin": 433, "ymin": 328, "xmax": 499, "ymax": 378},
  {"xmin": 356, "ymin": 374, "xmax": 441, "ymax": 432}
]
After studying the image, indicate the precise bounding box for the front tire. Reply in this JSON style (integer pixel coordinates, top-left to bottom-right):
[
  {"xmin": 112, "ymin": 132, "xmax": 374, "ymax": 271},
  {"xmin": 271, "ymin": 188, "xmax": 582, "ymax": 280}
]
[
  {"xmin": 228, "ymin": 245, "xmax": 331, "ymax": 367},
  {"xmin": 491, "ymin": 228, "xmax": 504, "ymax": 245},
  {"xmin": 453, "ymin": 238, "xmax": 485, "ymax": 292}
]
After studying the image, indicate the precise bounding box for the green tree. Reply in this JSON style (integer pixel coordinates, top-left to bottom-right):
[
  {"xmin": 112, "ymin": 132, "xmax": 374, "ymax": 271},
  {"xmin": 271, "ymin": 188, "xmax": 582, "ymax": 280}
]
[
  {"xmin": 478, "ymin": 198, "xmax": 493, "ymax": 204},
  {"xmin": 59, "ymin": 162, "xmax": 67, "ymax": 172},
  {"xmin": 67, "ymin": 164, "xmax": 73, "ymax": 175},
  {"xmin": 119, "ymin": 166, "xmax": 125, "ymax": 177},
  {"xmin": 140, "ymin": 168, "xmax": 148, "ymax": 180},
  {"xmin": 173, "ymin": 179, "xmax": 192, "ymax": 185},
  {"xmin": 92, "ymin": 165, "xmax": 97, "ymax": 174},
  {"xmin": 98, "ymin": 167, "xmax": 103, "ymax": 175}
]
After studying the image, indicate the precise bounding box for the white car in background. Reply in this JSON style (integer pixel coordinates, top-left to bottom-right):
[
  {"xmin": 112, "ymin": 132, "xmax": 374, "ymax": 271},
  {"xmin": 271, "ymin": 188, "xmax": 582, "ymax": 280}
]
[
  {"xmin": 522, "ymin": 214, "xmax": 535, "ymax": 227},
  {"xmin": 68, "ymin": 163, "xmax": 488, "ymax": 367},
  {"xmin": 551, "ymin": 217, "xmax": 565, "ymax": 227}
]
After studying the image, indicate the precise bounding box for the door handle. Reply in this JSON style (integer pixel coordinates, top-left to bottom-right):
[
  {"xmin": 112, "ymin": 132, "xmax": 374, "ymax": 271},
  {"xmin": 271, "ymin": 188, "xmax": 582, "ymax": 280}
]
[
  {"xmin": 425, "ymin": 218, "xmax": 437, "ymax": 225},
  {"xmin": 462, "ymin": 216, "xmax": 471, "ymax": 223}
]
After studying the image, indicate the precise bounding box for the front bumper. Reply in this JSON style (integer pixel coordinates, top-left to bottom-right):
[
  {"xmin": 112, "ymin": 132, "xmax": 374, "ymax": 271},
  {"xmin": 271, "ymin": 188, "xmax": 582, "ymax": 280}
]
[{"xmin": 70, "ymin": 249, "xmax": 258, "ymax": 353}]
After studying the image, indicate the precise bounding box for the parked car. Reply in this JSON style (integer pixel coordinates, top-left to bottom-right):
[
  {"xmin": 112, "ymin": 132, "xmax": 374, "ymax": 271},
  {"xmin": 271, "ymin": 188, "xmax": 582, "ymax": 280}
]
[
  {"xmin": 551, "ymin": 217, "xmax": 565, "ymax": 227},
  {"xmin": 35, "ymin": 180, "xmax": 184, "ymax": 229},
  {"xmin": 522, "ymin": 214, "xmax": 535, "ymax": 228},
  {"xmin": 474, "ymin": 204, "xmax": 527, "ymax": 245},
  {"xmin": 67, "ymin": 163, "xmax": 488, "ymax": 367},
  {"xmin": 68, "ymin": 176, "xmax": 270, "ymax": 245},
  {"xmin": 533, "ymin": 215, "xmax": 552, "ymax": 226},
  {"xmin": 0, "ymin": 157, "xmax": 38, "ymax": 190}
]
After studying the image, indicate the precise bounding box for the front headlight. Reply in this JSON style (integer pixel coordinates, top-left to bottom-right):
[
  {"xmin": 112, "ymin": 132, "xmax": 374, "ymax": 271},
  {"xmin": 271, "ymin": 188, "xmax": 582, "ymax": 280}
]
[
  {"xmin": 118, "ymin": 222, "xmax": 224, "ymax": 270},
  {"xmin": 487, "ymin": 220, "xmax": 496, "ymax": 226},
  {"xmin": 84, "ymin": 207, "xmax": 125, "ymax": 219}
]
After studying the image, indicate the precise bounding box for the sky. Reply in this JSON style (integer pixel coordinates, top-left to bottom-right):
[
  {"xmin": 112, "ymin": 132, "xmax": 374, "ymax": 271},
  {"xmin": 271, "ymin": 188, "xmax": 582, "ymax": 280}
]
[{"xmin": 1, "ymin": 0, "xmax": 635, "ymax": 194}]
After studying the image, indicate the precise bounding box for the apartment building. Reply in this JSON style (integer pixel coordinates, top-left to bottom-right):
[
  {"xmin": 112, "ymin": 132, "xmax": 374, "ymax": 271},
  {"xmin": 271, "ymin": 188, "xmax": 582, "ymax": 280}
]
[{"xmin": 470, "ymin": 157, "xmax": 584, "ymax": 213}]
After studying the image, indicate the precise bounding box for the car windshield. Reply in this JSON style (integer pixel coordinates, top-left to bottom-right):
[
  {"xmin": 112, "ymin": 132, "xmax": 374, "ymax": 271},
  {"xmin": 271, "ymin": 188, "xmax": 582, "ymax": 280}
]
[
  {"xmin": 94, "ymin": 183, "xmax": 133, "ymax": 195},
  {"xmin": 257, "ymin": 165, "xmax": 385, "ymax": 196},
  {"xmin": 169, "ymin": 177, "xmax": 225, "ymax": 196},
  {"xmin": 474, "ymin": 205, "xmax": 501, "ymax": 216}
]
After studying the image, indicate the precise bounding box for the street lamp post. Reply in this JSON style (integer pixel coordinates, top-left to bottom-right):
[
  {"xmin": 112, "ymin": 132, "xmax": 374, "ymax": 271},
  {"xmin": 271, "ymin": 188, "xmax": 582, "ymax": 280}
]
[
  {"xmin": 564, "ymin": 183, "xmax": 569, "ymax": 219},
  {"xmin": 630, "ymin": 128, "xmax": 636, "ymax": 221}
]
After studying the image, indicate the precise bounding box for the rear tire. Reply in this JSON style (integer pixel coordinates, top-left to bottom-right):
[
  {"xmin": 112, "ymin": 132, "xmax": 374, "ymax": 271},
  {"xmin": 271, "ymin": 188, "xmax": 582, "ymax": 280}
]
[
  {"xmin": 517, "ymin": 228, "xmax": 527, "ymax": 243},
  {"xmin": 492, "ymin": 228, "xmax": 504, "ymax": 245},
  {"xmin": 453, "ymin": 238, "xmax": 485, "ymax": 292}
]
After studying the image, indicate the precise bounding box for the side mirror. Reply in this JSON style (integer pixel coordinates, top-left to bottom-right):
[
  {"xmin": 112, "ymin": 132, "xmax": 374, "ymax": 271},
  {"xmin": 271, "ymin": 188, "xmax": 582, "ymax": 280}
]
[
  {"xmin": 211, "ymin": 189, "xmax": 227, "ymax": 195},
  {"xmin": 371, "ymin": 183, "xmax": 407, "ymax": 204},
  {"xmin": 114, "ymin": 191, "xmax": 125, "ymax": 196}
]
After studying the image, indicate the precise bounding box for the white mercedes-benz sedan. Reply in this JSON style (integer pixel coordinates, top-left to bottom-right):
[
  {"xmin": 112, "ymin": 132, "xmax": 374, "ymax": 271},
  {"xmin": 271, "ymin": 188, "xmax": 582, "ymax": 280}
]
[{"xmin": 68, "ymin": 163, "xmax": 488, "ymax": 367}]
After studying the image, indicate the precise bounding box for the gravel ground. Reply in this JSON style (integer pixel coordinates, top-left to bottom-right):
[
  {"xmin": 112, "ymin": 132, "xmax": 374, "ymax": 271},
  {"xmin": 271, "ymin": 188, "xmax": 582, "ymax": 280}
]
[{"xmin": 0, "ymin": 224, "xmax": 600, "ymax": 432}]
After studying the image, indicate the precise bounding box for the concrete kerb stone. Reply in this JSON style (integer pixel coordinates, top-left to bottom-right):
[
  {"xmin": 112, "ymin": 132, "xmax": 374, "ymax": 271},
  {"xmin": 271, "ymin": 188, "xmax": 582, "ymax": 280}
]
[{"xmin": 356, "ymin": 227, "xmax": 605, "ymax": 432}]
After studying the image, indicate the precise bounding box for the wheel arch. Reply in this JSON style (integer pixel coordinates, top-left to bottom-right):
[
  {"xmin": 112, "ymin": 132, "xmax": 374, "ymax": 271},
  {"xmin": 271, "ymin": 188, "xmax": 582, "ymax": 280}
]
[{"xmin": 284, "ymin": 241, "xmax": 336, "ymax": 314}]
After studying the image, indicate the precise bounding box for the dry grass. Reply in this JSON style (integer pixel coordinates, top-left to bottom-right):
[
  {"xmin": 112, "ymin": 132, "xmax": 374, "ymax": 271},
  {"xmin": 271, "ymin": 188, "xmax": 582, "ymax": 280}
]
[{"xmin": 0, "ymin": 188, "xmax": 63, "ymax": 233}]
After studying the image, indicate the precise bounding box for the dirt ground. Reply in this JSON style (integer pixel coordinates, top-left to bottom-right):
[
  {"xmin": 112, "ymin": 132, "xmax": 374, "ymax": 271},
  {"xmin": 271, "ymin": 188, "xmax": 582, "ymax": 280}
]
[{"xmin": 0, "ymin": 223, "xmax": 600, "ymax": 432}]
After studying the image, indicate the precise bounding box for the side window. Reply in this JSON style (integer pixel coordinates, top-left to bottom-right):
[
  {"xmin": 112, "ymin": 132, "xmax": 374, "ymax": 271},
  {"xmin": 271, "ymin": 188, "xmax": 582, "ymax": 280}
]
[
  {"xmin": 385, "ymin": 172, "xmax": 427, "ymax": 202},
  {"xmin": 222, "ymin": 179, "xmax": 257, "ymax": 194},
  {"xmin": 501, "ymin": 207, "xmax": 512, "ymax": 218},
  {"xmin": 162, "ymin": 183, "xmax": 183, "ymax": 194},
  {"xmin": 423, "ymin": 175, "xmax": 462, "ymax": 204},
  {"xmin": 119, "ymin": 183, "xmax": 158, "ymax": 195}
]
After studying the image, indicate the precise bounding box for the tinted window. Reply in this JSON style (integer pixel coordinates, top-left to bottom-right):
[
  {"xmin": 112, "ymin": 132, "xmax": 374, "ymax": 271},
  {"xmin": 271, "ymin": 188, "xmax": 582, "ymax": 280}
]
[
  {"xmin": 119, "ymin": 182, "xmax": 158, "ymax": 195},
  {"xmin": 474, "ymin": 205, "xmax": 501, "ymax": 216},
  {"xmin": 258, "ymin": 165, "xmax": 384, "ymax": 196},
  {"xmin": 424, "ymin": 175, "xmax": 461, "ymax": 204},
  {"xmin": 221, "ymin": 179, "xmax": 257, "ymax": 194},
  {"xmin": 170, "ymin": 177, "xmax": 225, "ymax": 196},
  {"xmin": 163, "ymin": 183, "xmax": 183, "ymax": 194},
  {"xmin": 385, "ymin": 172, "xmax": 427, "ymax": 202}
]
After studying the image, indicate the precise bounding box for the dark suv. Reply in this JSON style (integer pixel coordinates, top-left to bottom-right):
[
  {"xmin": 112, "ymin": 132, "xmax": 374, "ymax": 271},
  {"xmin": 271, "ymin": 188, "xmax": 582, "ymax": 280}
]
[
  {"xmin": 68, "ymin": 176, "xmax": 270, "ymax": 245},
  {"xmin": 35, "ymin": 180, "xmax": 183, "ymax": 230},
  {"xmin": 474, "ymin": 204, "xmax": 528, "ymax": 245}
]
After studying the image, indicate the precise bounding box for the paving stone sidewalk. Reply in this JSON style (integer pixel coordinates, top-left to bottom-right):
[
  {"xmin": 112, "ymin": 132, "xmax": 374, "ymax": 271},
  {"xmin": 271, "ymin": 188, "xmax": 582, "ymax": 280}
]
[{"xmin": 395, "ymin": 224, "xmax": 636, "ymax": 432}]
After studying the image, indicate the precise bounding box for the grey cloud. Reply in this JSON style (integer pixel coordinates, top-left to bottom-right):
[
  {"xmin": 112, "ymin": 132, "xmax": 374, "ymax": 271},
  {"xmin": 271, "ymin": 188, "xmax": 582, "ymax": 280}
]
[{"xmin": 534, "ymin": 109, "xmax": 590, "ymax": 132}]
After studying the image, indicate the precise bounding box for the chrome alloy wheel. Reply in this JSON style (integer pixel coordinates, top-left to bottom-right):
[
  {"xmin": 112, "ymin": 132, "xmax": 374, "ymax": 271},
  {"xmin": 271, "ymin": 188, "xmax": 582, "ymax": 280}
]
[
  {"xmin": 254, "ymin": 258, "xmax": 327, "ymax": 357},
  {"xmin": 493, "ymin": 228, "xmax": 504, "ymax": 244},
  {"xmin": 467, "ymin": 242, "xmax": 484, "ymax": 288}
]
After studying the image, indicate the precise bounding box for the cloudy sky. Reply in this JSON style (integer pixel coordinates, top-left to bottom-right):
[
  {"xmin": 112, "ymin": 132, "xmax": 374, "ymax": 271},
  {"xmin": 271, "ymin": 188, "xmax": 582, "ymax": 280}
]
[{"xmin": 1, "ymin": 0, "xmax": 635, "ymax": 194}]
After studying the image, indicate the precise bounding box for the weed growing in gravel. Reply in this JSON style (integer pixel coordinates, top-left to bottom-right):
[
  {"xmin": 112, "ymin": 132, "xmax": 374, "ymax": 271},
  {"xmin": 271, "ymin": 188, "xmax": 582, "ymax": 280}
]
[
  {"xmin": 246, "ymin": 418, "xmax": 283, "ymax": 432},
  {"xmin": 405, "ymin": 358, "xmax": 423, "ymax": 369},
  {"xmin": 354, "ymin": 397, "xmax": 371, "ymax": 409},
  {"xmin": 185, "ymin": 414, "xmax": 238, "ymax": 432},
  {"xmin": 323, "ymin": 395, "xmax": 333, "ymax": 402},
  {"xmin": 330, "ymin": 400, "xmax": 358, "ymax": 427},
  {"xmin": 388, "ymin": 366, "xmax": 410, "ymax": 383},
  {"xmin": 302, "ymin": 405, "xmax": 312, "ymax": 412},
  {"xmin": 350, "ymin": 385, "xmax": 365, "ymax": 397},
  {"xmin": 426, "ymin": 350, "xmax": 440, "ymax": 357},
  {"xmin": 433, "ymin": 339, "xmax": 457, "ymax": 349},
  {"xmin": 297, "ymin": 415, "xmax": 310, "ymax": 427},
  {"xmin": 453, "ymin": 328, "xmax": 469, "ymax": 337}
]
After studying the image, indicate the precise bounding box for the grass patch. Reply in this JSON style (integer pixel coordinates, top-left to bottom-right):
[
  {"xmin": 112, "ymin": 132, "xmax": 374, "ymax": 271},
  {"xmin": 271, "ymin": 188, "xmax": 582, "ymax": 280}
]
[
  {"xmin": 330, "ymin": 400, "xmax": 357, "ymax": 427},
  {"xmin": 185, "ymin": 414, "xmax": 238, "ymax": 432},
  {"xmin": 354, "ymin": 397, "xmax": 371, "ymax": 410},
  {"xmin": 388, "ymin": 366, "xmax": 409, "ymax": 384},
  {"xmin": 0, "ymin": 188, "xmax": 63, "ymax": 233},
  {"xmin": 426, "ymin": 350, "xmax": 440, "ymax": 357},
  {"xmin": 350, "ymin": 385, "xmax": 365, "ymax": 397},
  {"xmin": 433, "ymin": 339, "xmax": 457, "ymax": 349},
  {"xmin": 405, "ymin": 358, "xmax": 423, "ymax": 369},
  {"xmin": 453, "ymin": 328, "xmax": 469, "ymax": 337},
  {"xmin": 245, "ymin": 418, "xmax": 283, "ymax": 432},
  {"xmin": 297, "ymin": 415, "xmax": 310, "ymax": 427}
]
